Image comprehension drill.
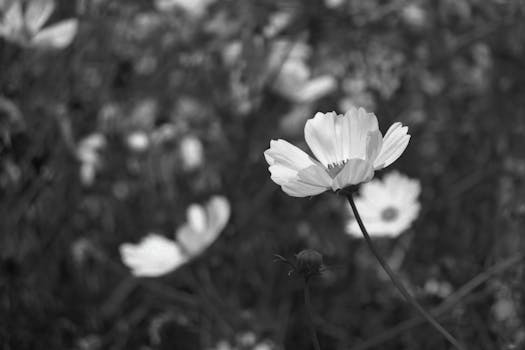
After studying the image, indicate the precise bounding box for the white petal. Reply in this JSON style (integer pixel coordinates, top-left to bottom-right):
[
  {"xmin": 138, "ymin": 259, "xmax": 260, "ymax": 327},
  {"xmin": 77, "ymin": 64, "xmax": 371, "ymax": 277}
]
[
  {"xmin": 347, "ymin": 107, "xmax": 380, "ymax": 160},
  {"xmin": 187, "ymin": 204, "xmax": 207, "ymax": 233},
  {"xmin": 332, "ymin": 158, "xmax": 374, "ymax": 190},
  {"xmin": 24, "ymin": 0, "xmax": 55, "ymax": 34},
  {"xmin": 374, "ymin": 122, "xmax": 410, "ymax": 169},
  {"xmin": 120, "ymin": 234, "xmax": 185, "ymax": 277},
  {"xmin": 0, "ymin": 1, "xmax": 24, "ymax": 38},
  {"xmin": 265, "ymin": 139, "xmax": 331, "ymax": 196},
  {"xmin": 177, "ymin": 196, "xmax": 230, "ymax": 256},
  {"xmin": 293, "ymin": 75, "xmax": 337, "ymax": 103},
  {"xmin": 264, "ymin": 139, "xmax": 318, "ymax": 170},
  {"xmin": 270, "ymin": 164, "xmax": 330, "ymax": 197},
  {"xmin": 304, "ymin": 111, "xmax": 340, "ymax": 167},
  {"xmin": 205, "ymin": 196, "xmax": 230, "ymax": 239},
  {"xmin": 31, "ymin": 19, "xmax": 78, "ymax": 49}
]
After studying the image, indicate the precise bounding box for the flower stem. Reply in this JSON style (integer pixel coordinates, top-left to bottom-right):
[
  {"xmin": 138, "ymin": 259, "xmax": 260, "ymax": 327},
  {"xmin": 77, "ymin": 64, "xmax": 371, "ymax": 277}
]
[
  {"xmin": 304, "ymin": 277, "xmax": 322, "ymax": 350},
  {"xmin": 346, "ymin": 193, "xmax": 466, "ymax": 350}
]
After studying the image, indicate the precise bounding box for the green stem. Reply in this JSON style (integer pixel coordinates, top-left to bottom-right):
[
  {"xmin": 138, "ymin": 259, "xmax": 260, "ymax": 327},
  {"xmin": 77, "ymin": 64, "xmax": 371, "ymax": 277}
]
[
  {"xmin": 304, "ymin": 277, "xmax": 322, "ymax": 350},
  {"xmin": 346, "ymin": 193, "xmax": 466, "ymax": 350}
]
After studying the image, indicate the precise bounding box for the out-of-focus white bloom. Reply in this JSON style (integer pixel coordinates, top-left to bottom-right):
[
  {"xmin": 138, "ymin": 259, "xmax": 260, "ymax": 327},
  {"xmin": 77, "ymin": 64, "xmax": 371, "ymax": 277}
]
[
  {"xmin": 401, "ymin": 4, "xmax": 427, "ymax": 28},
  {"xmin": 77, "ymin": 133, "xmax": 106, "ymax": 186},
  {"xmin": 263, "ymin": 11, "xmax": 292, "ymax": 38},
  {"xmin": 264, "ymin": 108, "xmax": 411, "ymax": 197},
  {"xmin": 120, "ymin": 234, "xmax": 186, "ymax": 277},
  {"xmin": 177, "ymin": 196, "xmax": 230, "ymax": 255},
  {"xmin": 346, "ymin": 171, "xmax": 421, "ymax": 237},
  {"xmin": 271, "ymin": 41, "xmax": 336, "ymax": 103},
  {"xmin": 120, "ymin": 196, "xmax": 230, "ymax": 277},
  {"xmin": 180, "ymin": 135, "xmax": 204, "ymax": 171},
  {"xmin": 0, "ymin": 0, "xmax": 78, "ymax": 49},
  {"xmin": 154, "ymin": 0, "xmax": 215, "ymax": 17},
  {"xmin": 126, "ymin": 131, "xmax": 150, "ymax": 152}
]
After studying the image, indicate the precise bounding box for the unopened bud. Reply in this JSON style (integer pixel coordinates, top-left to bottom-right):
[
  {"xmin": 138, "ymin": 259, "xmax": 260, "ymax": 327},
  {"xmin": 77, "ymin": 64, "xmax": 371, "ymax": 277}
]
[{"xmin": 295, "ymin": 249, "xmax": 323, "ymax": 278}]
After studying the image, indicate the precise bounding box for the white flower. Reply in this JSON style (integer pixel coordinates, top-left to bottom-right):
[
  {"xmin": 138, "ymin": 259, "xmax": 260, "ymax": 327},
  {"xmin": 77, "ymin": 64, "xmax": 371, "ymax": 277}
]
[
  {"xmin": 176, "ymin": 196, "xmax": 230, "ymax": 256},
  {"xmin": 264, "ymin": 108, "xmax": 411, "ymax": 197},
  {"xmin": 0, "ymin": 0, "xmax": 78, "ymax": 49},
  {"xmin": 120, "ymin": 196, "xmax": 230, "ymax": 277},
  {"xmin": 179, "ymin": 135, "xmax": 204, "ymax": 171},
  {"xmin": 271, "ymin": 41, "xmax": 336, "ymax": 103},
  {"xmin": 120, "ymin": 234, "xmax": 186, "ymax": 277},
  {"xmin": 346, "ymin": 171, "xmax": 421, "ymax": 237},
  {"xmin": 126, "ymin": 131, "xmax": 150, "ymax": 152}
]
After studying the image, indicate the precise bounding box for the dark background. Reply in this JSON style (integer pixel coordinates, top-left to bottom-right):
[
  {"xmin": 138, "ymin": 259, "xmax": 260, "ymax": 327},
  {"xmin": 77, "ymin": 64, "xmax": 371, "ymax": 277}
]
[{"xmin": 1, "ymin": 0, "xmax": 525, "ymax": 349}]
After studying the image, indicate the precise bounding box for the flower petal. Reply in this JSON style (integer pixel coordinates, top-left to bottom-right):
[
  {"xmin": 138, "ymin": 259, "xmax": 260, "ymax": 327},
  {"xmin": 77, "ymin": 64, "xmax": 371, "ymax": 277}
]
[
  {"xmin": 24, "ymin": 0, "xmax": 55, "ymax": 34},
  {"xmin": 0, "ymin": 1, "xmax": 24, "ymax": 38},
  {"xmin": 31, "ymin": 19, "xmax": 78, "ymax": 49},
  {"xmin": 120, "ymin": 234, "xmax": 185, "ymax": 277},
  {"xmin": 265, "ymin": 139, "xmax": 331, "ymax": 196},
  {"xmin": 373, "ymin": 122, "xmax": 410, "ymax": 169},
  {"xmin": 204, "ymin": 196, "xmax": 230, "ymax": 239},
  {"xmin": 304, "ymin": 112, "xmax": 340, "ymax": 167},
  {"xmin": 346, "ymin": 108, "xmax": 380, "ymax": 160},
  {"xmin": 332, "ymin": 158, "xmax": 374, "ymax": 190},
  {"xmin": 187, "ymin": 204, "xmax": 207, "ymax": 233}
]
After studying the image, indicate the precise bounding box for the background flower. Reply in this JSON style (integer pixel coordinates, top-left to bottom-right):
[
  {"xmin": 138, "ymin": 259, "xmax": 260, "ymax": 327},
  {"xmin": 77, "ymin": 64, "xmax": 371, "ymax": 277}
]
[{"xmin": 346, "ymin": 171, "xmax": 421, "ymax": 237}]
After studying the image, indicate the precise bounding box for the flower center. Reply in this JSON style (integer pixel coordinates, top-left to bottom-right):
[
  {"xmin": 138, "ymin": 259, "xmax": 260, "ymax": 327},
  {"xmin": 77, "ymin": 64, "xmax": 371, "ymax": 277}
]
[
  {"xmin": 326, "ymin": 159, "xmax": 348, "ymax": 178},
  {"xmin": 381, "ymin": 206, "xmax": 399, "ymax": 222}
]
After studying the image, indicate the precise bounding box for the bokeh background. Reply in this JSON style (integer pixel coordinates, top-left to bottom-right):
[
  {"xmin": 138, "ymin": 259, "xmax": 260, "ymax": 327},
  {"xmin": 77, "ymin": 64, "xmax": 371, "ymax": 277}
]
[{"xmin": 2, "ymin": 0, "xmax": 525, "ymax": 349}]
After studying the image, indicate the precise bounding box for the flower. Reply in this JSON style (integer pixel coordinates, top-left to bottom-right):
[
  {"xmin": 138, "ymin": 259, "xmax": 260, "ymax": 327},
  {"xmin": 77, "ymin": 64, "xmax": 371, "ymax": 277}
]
[
  {"xmin": 120, "ymin": 234, "xmax": 186, "ymax": 277},
  {"xmin": 271, "ymin": 41, "xmax": 336, "ymax": 103},
  {"xmin": 0, "ymin": 0, "xmax": 78, "ymax": 49},
  {"xmin": 176, "ymin": 196, "xmax": 230, "ymax": 256},
  {"xmin": 346, "ymin": 171, "xmax": 421, "ymax": 237},
  {"xmin": 264, "ymin": 107, "xmax": 410, "ymax": 197},
  {"xmin": 120, "ymin": 196, "xmax": 230, "ymax": 277}
]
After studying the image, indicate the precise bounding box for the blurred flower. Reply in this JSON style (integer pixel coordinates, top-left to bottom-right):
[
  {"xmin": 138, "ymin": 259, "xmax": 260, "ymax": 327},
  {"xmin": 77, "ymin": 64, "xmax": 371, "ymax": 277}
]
[
  {"xmin": 271, "ymin": 41, "xmax": 336, "ymax": 104},
  {"xmin": 126, "ymin": 131, "xmax": 150, "ymax": 152},
  {"xmin": 346, "ymin": 171, "xmax": 421, "ymax": 237},
  {"xmin": 176, "ymin": 196, "xmax": 231, "ymax": 256},
  {"xmin": 0, "ymin": 0, "xmax": 78, "ymax": 49},
  {"xmin": 120, "ymin": 196, "xmax": 230, "ymax": 277},
  {"xmin": 401, "ymin": 4, "xmax": 427, "ymax": 29},
  {"xmin": 154, "ymin": 0, "xmax": 215, "ymax": 18},
  {"xmin": 76, "ymin": 133, "xmax": 106, "ymax": 186},
  {"xmin": 120, "ymin": 233, "xmax": 186, "ymax": 277},
  {"xmin": 264, "ymin": 108, "xmax": 411, "ymax": 197},
  {"xmin": 179, "ymin": 135, "xmax": 204, "ymax": 171},
  {"xmin": 263, "ymin": 11, "xmax": 292, "ymax": 38}
]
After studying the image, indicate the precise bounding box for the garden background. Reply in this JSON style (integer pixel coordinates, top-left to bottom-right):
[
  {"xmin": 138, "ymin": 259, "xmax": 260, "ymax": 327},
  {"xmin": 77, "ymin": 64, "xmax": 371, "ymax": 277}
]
[{"xmin": 1, "ymin": 0, "xmax": 525, "ymax": 349}]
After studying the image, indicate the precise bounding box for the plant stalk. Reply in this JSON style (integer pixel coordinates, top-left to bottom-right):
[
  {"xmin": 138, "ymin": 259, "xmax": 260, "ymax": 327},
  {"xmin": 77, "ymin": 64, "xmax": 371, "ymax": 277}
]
[
  {"xmin": 346, "ymin": 193, "xmax": 466, "ymax": 350},
  {"xmin": 304, "ymin": 277, "xmax": 322, "ymax": 350}
]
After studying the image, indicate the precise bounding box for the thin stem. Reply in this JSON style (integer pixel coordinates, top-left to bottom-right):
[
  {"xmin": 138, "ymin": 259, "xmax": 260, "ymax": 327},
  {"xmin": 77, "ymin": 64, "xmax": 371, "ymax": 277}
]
[
  {"xmin": 346, "ymin": 193, "xmax": 466, "ymax": 350},
  {"xmin": 304, "ymin": 277, "xmax": 322, "ymax": 350}
]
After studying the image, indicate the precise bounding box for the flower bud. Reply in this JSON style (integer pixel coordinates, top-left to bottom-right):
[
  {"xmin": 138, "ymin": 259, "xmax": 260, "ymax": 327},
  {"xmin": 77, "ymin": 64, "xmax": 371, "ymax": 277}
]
[{"xmin": 295, "ymin": 249, "xmax": 323, "ymax": 277}]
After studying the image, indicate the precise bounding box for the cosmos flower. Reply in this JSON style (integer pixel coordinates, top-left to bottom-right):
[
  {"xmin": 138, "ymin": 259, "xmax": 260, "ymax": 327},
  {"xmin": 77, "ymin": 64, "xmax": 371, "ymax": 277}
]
[
  {"xmin": 0, "ymin": 0, "xmax": 78, "ymax": 49},
  {"xmin": 120, "ymin": 196, "xmax": 230, "ymax": 277},
  {"xmin": 346, "ymin": 171, "xmax": 421, "ymax": 237},
  {"xmin": 264, "ymin": 107, "xmax": 410, "ymax": 197}
]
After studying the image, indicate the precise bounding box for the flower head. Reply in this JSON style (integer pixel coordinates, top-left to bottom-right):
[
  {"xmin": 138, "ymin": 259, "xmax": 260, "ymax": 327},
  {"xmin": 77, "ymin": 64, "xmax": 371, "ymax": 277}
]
[
  {"xmin": 120, "ymin": 196, "xmax": 230, "ymax": 277},
  {"xmin": 0, "ymin": 0, "xmax": 78, "ymax": 49},
  {"xmin": 264, "ymin": 107, "xmax": 410, "ymax": 197},
  {"xmin": 346, "ymin": 171, "xmax": 421, "ymax": 237}
]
